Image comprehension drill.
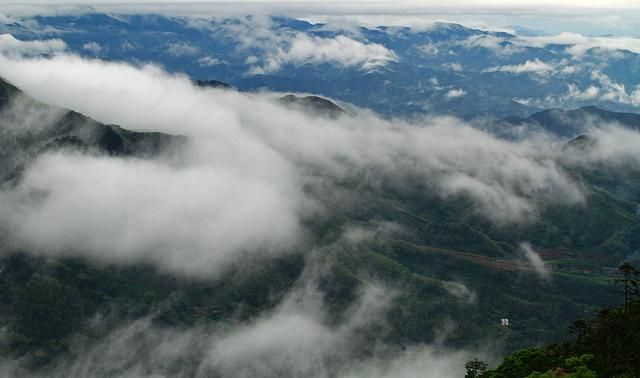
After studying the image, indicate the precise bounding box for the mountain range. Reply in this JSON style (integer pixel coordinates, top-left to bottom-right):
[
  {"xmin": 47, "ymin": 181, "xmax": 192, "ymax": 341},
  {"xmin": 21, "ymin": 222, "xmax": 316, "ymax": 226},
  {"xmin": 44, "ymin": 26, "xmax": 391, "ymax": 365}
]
[
  {"xmin": 1, "ymin": 75, "xmax": 639, "ymax": 372},
  {"xmin": 2, "ymin": 13, "xmax": 639, "ymax": 118},
  {"xmin": 1, "ymin": 9, "xmax": 640, "ymax": 376}
]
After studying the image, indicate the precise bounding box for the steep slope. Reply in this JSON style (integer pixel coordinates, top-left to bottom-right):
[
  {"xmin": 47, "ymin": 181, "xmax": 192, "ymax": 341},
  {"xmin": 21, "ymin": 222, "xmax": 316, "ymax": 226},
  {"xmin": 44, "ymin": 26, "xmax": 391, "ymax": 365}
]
[
  {"xmin": 0, "ymin": 76, "xmax": 19, "ymax": 103},
  {"xmin": 0, "ymin": 77, "xmax": 184, "ymax": 182}
]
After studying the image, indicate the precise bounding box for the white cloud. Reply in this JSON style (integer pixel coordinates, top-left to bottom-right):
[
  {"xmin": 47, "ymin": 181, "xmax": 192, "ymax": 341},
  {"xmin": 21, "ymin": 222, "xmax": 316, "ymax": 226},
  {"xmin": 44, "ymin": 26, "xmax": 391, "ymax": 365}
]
[
  {"xmin": 417, "ymin": 42, "xmax": 439, "ymax": 55},
  {"xmin": 519, "ymin": 242, "xmax": 550, "ymax": 280},
  {"xmin": 560, "ymin": 71, "xmax": 640, "ymax": 106},
  {"xmin": 252, "ymin": 33, "xmax": 398, "ymax": 74},
  {"xmin": 2, "ymin": 47, "xmax": 640, "ymax": 276},
  {"xmin": 519, "ymin": 33, "xmax": 640, "ymax": 57},
  {"xmin": 446, "ymin": 88, "xmax": 466, "ymax": 98},
  {"xmin": 0, "ymin": 33, "xmax": 65, "ymax": 57},
  {"xmin": 518, "ymin": 70, "xmax": 640, "ymax": 107},
  {"xmin": 590, "ymin": 70, "xmax": 640, "ymax": 106},
  {"xmin": 443, "ymin": 62, "xmax": 462, "ymax": 71},
  {"xmin": 460, "ymin": 34, "xmax": 503, "ymax": 50},
  {"xmin": 195, "ymin": 17, "xmax": 397, "ymax": 74},
  {"xmin": 0, "ymin": 55, "xmax": 586, "ymax": 227},
  {"xmin": 311, "ymin": 19, "xmax": 364, "ymax": 39},
  {"xmin": 0, "ymin": 12, "xmax": 17, "ymax": 23},
  {"xmin": 341, "ymin": 221, "xmax": 403, "ymax": 245},
  {"xmin": 0, "ymin": 152, "xmax": 302, "ymax": 277},
  {"xmin": 82, "ymin": 41, "xmax": 102, "ymax": 54},
  {"xmin": 459, "ymin": 32, "xmax": 640, "ymax": 58},
  {"xmin": 458, "ymin": 34, "xmax": 523, "ymax": 55},
  {"xmin": 442, "ymin": 281, "xmax": 477, "ymax": 304},
  {"xmin": 121, "ymin": 40, "xmax": 135, "ymax": 51},
  {"xmin": 0, "ymin": 54, "xmax": 307, "ymax": 277},
  {"xmin": 197, "ymin": 55, "xmax": 222, "ymax": 66},
  {"xmin": 0, "ymin": 283, "xmax": 487, "ymax": 377},
  {"xmin": 484, "ymin": 59, "xmax": 554, "ymax": 75},
  {"xmin": 165, "ymin": 41, "xmax": 199, "ymax": 56},
  {"xmin": 565, "ymin": 126, "xmax": 640, "ymax": 168},
  {"xmin": 566, "ymin": 83, "xmax": 599, "ymax": 101}
]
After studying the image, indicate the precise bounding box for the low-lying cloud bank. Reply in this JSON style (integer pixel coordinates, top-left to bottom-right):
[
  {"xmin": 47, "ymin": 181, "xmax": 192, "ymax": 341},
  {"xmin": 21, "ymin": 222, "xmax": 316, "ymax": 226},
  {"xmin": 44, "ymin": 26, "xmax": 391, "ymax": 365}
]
[
  {"xmin": 0, "ymin": 34, "xmax": 66, "ymax": 57},
  {"xmin": 0, "ymin": 152, "xmax": 302, "ymax": 277},
  {"xmin": 0, "ymin": 48, "xmax": 639, "ymax": 277},
  {"xmin": 0, "ymin": 282, "xmax": 486, "ymax": 378}
]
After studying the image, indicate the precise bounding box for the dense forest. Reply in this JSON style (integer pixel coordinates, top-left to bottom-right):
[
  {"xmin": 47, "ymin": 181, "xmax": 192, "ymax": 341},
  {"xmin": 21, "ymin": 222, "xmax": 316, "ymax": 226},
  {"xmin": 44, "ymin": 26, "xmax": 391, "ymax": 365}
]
[{"xmin": 466, "ymin": 263, "xmax": 640, "ymax": 378}]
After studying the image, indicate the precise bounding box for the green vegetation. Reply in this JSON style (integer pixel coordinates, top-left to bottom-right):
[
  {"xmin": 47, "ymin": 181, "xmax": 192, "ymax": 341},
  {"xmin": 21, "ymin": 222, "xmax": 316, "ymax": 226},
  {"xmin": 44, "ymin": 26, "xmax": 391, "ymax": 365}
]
[
  {"xmin": 0, "ymin": 253, "xmax": 305, "ymax": 364},
  {"xmin": 1, "ymin": 77, "xmax": 640, "ymax": 371},
  {"xmin": 465, "ymin": 358, "xmax": 489, "ymax": 377},
  {"xmin": 473, "ymin": 263, "xmax": 640, "ymax": 378}
]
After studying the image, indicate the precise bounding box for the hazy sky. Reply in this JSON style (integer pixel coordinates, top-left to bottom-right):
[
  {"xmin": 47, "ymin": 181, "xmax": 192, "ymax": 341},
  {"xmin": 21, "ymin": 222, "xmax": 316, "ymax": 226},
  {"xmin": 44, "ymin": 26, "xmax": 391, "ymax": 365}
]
[
  {"xmin": 0, "ymin": 1, "xmax": 638, "ymax": 35},
  {"xmin": 0, "ymin": 0, "xmax": 636, "ymax": 6}
]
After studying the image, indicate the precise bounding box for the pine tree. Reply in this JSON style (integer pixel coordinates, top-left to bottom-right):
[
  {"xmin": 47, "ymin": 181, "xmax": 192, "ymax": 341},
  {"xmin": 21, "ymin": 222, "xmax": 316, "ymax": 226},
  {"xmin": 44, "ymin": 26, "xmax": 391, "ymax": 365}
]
[{"xmin": 465, "ymin": 358, "xmax": 488, "ymax": 378}]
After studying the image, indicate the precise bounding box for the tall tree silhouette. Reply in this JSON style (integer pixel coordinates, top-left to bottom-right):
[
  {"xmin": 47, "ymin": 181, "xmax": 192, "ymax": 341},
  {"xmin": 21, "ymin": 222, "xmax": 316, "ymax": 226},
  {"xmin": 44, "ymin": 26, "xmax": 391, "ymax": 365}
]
[
  {"xmin": 465, "ymin": 358, "xmax": 488, "ymax": 378},
  {"xmin": 615, "ymin": 263, "xmax": 637, "ymax": 311}
]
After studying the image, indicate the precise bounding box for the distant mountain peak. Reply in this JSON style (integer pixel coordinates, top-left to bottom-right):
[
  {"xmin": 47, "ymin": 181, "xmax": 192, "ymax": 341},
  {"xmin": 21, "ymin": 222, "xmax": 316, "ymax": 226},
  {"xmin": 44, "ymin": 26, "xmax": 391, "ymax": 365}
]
[
  {"xmin": 277, "ymin": 94, "xmax": 346, "ymax": 119},
  {"xmin": 194, "ymin": 79, "xmax": 233, "ymax": 89},
  {"xmin": 499, "ymin": 105, "xmax": 640, "ymax": 139}
]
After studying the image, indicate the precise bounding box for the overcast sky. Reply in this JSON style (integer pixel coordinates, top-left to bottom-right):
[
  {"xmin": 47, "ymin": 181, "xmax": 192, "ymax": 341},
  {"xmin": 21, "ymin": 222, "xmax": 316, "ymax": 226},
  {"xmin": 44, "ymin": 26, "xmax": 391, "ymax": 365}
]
[
  {"xmin": 0, "ymin": 1, "xmax": 639, "ymax": 36},
  {"xmin": 0, "ymin": 0, "xmax": 636, "ymax": 7}
]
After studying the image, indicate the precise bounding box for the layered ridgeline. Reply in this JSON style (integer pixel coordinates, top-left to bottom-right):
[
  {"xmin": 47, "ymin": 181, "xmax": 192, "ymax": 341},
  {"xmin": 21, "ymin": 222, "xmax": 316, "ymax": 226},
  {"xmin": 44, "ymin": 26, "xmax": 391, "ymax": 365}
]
[
  {"xmin": 501, "ymin": 106, "xmax": 640, "ymax": 138},
  {"xmin": 3, "ymin": 14, "xmax": 640, "ymax": 118},
  {"xmin": 0, "ymin": 76, "xmax": 639, "ymax": 375}
]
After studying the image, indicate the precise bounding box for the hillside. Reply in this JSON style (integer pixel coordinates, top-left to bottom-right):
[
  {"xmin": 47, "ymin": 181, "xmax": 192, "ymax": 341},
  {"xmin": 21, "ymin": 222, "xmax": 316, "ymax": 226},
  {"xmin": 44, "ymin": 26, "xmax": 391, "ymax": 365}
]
[
  {"xmin": 0, "ymin": 76, "xmax": 639, "ymax": 374},
  {"xmin": 0, "ymin": 78, "xmax": 184, "ymax": 181},
  {"xmin": 481, "ymin": 264, "xmax": 640, "ymax": 377}
]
